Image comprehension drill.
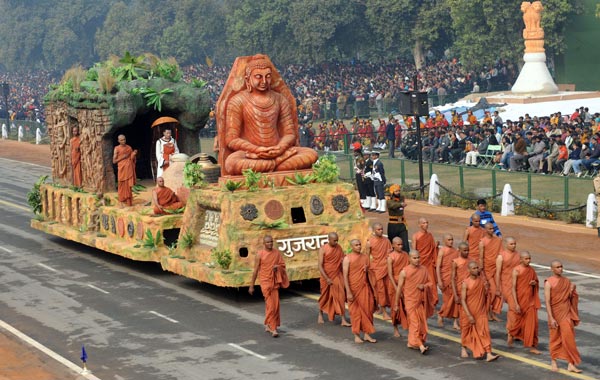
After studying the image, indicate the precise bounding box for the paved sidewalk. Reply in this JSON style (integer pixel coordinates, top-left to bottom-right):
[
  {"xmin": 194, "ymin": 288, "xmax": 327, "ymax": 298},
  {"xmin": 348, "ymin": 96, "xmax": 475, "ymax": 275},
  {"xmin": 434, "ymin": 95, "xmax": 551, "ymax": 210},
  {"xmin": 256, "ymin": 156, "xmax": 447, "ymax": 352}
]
[{"xmin": 0, "ymin": 325, "xmax": 88, "ymax": 380}]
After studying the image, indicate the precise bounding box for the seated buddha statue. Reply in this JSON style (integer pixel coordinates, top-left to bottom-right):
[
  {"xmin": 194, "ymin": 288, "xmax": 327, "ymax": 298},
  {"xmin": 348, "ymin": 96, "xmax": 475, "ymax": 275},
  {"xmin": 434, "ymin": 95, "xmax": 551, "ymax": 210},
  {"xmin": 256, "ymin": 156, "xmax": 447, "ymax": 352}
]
[{"xmin": 217, "ymin": 54, "xmax": 318, "ymax": 176}]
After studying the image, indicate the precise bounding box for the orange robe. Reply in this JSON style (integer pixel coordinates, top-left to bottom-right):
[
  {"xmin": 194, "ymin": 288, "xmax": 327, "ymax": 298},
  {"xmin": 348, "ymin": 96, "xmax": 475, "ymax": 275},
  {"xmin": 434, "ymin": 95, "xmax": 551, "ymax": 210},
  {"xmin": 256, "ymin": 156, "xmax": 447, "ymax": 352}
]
[
  {"xmin": 460, "ymin": 276, "xmax": 493, "ymax": 357},
  {"xmin": 453, "ymin": 256, "xmax": 470, "ymax": 292},
  {"xmin": 508, "ymin": 265, "xmax": 540, "ymax": 348},
  {"xmin": 70, "ymin": 136, "xmax": 82, "ymax": 187},
  {"xmin": 403, "ymin": 265, "xmax": 435, "ymax": 347},
  {"xmin": 438, "ymin": 247, "xmax": 459, "ymax": 318},
  {"xmin": 114, "ymin": 144, "xmax": 136, "ymax": 203},
  {"xmin": 481, "ymin": 235, "xmax": 503, "ymax": 313},
  {"xmin": 318, "ymin": 243, "xmax": 346, "ymax": 321},
  {"xmin": 466, "ymin": 226, "xmax": 484, "ymax": 262},
  {"xmin": 347, "ymin": 253, "xmax": 376, "ymax": 335},
  {"xmin": 153, "ymin": 186, "xmax": 184, "ymax": 214},
  {"xmin": 413, "ymin": 230, "xmax": 438, "ymax": 305},
  {"xmin": 369, "ymin": 235, "xmax": 392, "ymax": 307},
  {"xmin": 160, "ymin": 139, "xmax": 176, "ymax": 173},
  {"xmin": 546, "ymin": 276, "xmax": 581, "ymax": 365},
  {"xmin": 499, "ymin": 250, "xmax": 521, "ymax": 310},
  {"xmin": 388, "ymin": 251, "xmax": 409, "ymax": 329},
  {"xmin": 257, "ymin": 248, "xmax": 288, "ymax": 331}
]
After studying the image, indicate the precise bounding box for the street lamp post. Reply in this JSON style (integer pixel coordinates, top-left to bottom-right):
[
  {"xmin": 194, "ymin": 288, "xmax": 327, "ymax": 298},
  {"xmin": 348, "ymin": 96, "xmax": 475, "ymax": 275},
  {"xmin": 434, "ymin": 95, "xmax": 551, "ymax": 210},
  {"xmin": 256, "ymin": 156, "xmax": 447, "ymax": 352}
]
[{"xmin": 1, "ymin": 83, "xmax": 9, "ymax": 130}]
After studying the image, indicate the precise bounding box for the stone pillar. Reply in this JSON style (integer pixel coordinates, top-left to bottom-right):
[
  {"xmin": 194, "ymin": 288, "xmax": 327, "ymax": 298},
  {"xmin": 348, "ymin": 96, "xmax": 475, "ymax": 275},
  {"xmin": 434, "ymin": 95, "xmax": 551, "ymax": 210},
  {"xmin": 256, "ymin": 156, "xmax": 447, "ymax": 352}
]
[
  {"xmin": 511, "ymin": 1, "xmax": 558, "ymax": 95},
  {"xmin": 428, "ymin": 174, "xmax": 440, "ymax": 206},
  {"xmin": 501, "ymin": 184, "xmax": 514, "ymax": 216}
]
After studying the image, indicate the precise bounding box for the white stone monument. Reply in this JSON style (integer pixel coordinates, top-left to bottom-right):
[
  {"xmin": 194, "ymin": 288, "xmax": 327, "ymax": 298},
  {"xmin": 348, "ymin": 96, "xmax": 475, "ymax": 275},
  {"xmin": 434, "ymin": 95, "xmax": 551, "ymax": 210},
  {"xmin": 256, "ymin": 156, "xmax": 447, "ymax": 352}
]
[{"xmin": 511, "ymin": 1, "xmax": 558, "ymax": 95}]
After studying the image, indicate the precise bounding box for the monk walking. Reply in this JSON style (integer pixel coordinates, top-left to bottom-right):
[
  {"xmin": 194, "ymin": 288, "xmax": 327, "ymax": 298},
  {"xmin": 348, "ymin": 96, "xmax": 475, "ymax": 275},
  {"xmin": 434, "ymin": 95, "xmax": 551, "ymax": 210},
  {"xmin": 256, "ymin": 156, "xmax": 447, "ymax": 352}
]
[
  {"xmin": 249, "ymin": 235, "xmax": 289, "ymax": 337},
  {"xmin": 412, "ymin": 218, "xmax": 438, "ymax": 305},
  {"xmin": 463, "ymin": 213, "xmax": 485, "ymax": 262},
  {"xmin": 152, "ymin": 177, "xmax": 185, "ymax": 215},
  {"xmin": 545, "ymin": 260, "xmax": 582, "ymax": 373},
  {"xmin": 460, "ymin": 261, "xmax": 500, "ymax": 362},
  {"xmin": 450, "ymin": 242, "xmax": 470, "ymax": 330},
  {"xmin": 479, "ymin": 222, "xmax": 503, "ymax": 321},
  {"xmin": 367, "ymin": 223, "xmax": 392, "ymax": 319},
  {"xmin": 495, "ymin": 237, "xmax": 521, "ymax": 321},
  {"xmin": 112, "ymin": 134, "xmax": 137, "ymax": 207},
  {"xmin": 70, "ymin": 126, "xmax": 82, "ymax": 187},
  {"xmin": 387, "ymin": 237, "xmax": 409, "ymax": 337},
  {"xmin": 508, "ymin": 251, "xmax": 541, "ymax": 354},
  {"xmin": 343, "ymin": 239, "xmax": 377, "ymax": 343},
  {"xmin": 436, "ymin": 234, "xmax": 460, "ymax": 329},
  {"xmin": 394, "ymin": 251, "xmax": 435, "ymax": 354},
  {"xmin": 318, "ymin": 232, "xmax": 351, "ymax": 326}
]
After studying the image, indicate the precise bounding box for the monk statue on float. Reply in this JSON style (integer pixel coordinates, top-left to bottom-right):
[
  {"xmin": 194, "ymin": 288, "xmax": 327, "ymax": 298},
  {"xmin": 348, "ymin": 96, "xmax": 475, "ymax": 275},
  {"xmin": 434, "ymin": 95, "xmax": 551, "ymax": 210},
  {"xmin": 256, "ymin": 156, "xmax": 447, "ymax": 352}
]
[{"xmin": 216, "ymin": 54, "xmax": 318, "ymax": 176}]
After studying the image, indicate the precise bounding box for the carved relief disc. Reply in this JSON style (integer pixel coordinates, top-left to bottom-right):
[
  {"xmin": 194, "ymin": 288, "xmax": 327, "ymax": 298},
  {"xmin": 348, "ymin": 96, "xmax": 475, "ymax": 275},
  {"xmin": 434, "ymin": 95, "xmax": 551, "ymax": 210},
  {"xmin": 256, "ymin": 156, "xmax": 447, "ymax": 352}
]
[{"xmin": 264, "ymin": 200, "xmax": 284, "ymax": 220}]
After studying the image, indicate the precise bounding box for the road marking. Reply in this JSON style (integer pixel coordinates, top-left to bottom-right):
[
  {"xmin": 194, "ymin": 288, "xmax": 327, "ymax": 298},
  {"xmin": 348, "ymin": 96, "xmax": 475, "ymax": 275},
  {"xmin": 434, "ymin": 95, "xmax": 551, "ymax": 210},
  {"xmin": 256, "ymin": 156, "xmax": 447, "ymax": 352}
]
[
  {"xmin": 429, "ymin": 329, "xmax": 594, "ymax": 380},
  {"xmin": 531, "ymin": 263, "xmax": 600, "ymax": 280},
  {"xmin": 290, "ymin": 290, "xmax": 594, "ymax": 380},
  {"xmin": 148, "ymin": 311, "xmax": 179, "ymax": 324},
  {"xmin": 0, "ymin": 246, "xmax": 13, "ymax": 253},
  {"xmin": 87, "ymin": 284, "xmax": 110, "ymax": 294},
  {"xmin": 0, "ymin": 319, "xmax": 103, "ymax": 380},
  {"xmin": 0, "ymin": 157, "xmax": 50, "ymax": 169},
  {"xmin": 37, "ymin": 263, "xmax": 59, "ymax": 273},
  {"xmin": 227, "ymin": 343, "xmax": 267, "ymax": 360},
  {"xmin": 0, "ymin": 199, "xmax": 30, "ymax": 212}
]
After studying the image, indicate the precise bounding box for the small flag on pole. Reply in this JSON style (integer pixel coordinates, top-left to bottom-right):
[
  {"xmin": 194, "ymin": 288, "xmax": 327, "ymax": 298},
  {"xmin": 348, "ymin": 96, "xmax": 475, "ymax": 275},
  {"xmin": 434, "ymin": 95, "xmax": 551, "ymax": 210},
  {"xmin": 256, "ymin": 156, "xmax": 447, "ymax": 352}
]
[
  {"xmin": 81, "ymin": 345, "xmax": 87, "ymax": 362},
  {"xmin": 80, "ymin": 345, "xmax": 90, "ymax": 374}
]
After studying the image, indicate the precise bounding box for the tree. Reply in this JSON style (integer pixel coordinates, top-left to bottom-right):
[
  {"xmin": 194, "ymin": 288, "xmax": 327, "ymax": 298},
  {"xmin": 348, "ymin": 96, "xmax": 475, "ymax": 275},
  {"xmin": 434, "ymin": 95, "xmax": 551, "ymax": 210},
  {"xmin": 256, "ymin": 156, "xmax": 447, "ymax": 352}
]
[
  {"xmin": 448, "ymin": 0, "xmax": 583, "ymax": 71},
  {"xmin": 225, "ymin": 0, "xmax": 293, "ymax": 63},
  {"xmin": 95, "ymin": 0, "xmax": 170, "ymax": 60},
  {"xmin": 287, "ymin": 0, "xmax": 362, "ymax": 63},
  {"xmin": 541, "ymin": 0, "xmax": 584, "ymax": 58},
  {"xmin": 0, "ymin": 1, "xmax": 48, "ymax": 70},
  {"xmin": 365, "ymin": 0, "xmax": 450, "ymax": 69}
]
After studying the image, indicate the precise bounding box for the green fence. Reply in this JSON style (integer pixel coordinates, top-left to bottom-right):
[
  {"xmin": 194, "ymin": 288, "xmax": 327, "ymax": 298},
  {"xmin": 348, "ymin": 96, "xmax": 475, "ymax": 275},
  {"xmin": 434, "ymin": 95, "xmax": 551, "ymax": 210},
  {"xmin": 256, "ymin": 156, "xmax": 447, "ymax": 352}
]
[{"xmin": 323, "ymin": 152, "xmax": 593, "ymax": 209}]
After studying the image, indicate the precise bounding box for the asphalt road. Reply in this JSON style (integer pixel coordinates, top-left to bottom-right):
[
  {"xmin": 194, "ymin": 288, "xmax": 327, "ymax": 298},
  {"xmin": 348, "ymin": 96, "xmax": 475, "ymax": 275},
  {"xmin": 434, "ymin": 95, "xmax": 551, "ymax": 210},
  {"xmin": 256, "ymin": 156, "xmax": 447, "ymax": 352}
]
[{"xmin": 1, "ymin": 157, "xmax": 599, "ymax": 380}]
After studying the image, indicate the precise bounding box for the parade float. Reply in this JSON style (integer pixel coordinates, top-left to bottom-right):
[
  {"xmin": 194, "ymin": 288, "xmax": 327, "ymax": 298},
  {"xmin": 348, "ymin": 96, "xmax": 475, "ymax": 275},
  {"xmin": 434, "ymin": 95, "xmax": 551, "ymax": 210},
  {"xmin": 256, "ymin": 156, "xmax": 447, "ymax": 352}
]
[{"xmin": 30, "ymin": 54, "xmax": 370, "ymax": 287}]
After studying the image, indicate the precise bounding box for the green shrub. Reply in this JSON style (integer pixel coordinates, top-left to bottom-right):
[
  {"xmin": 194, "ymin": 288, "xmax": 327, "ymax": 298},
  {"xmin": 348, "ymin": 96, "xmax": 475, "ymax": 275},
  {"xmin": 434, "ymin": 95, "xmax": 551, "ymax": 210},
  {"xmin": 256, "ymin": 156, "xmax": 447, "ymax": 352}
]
[
  {"xmin": 27, "ymin": 175, "xmax": 48, "ymax": 214},
  {"xmin": 312, "ymin": 154, "xmax": 340, "ymax": 183},
  {"xmin": 211, "ymin": 249, "xmax": 232, "ymax": 270},
  {"xmin": 179, "ymin": 230, "xmax": 195, "ymax": 249},
  {"xmin": 143, "ymin": 229, "xmax": 162, "ymax": 249},
  {"xmin": 223, "ymin": 179, "xmax": 243, "ymax": 192},
  {"xmin": 251, "ymin": 219, "xmax": 289, "ymax": 230},
  {"xmin": 242, "ymin": 168, "xmax": 263, "ymax": 191},
  {"xmin": 183, "ymin": 162, "xmax": 207, "ymax": 188},
  {"xmin": 285, "ymin": 171, "xmax": 314, "ymax": 185}
]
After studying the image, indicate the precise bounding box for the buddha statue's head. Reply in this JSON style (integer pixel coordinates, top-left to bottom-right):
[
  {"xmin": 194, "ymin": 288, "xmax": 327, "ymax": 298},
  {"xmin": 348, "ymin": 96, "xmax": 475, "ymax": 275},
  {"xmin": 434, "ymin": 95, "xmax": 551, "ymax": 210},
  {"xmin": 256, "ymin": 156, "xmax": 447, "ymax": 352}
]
[{"xmin": 245, "ymin": 56, "xmax": 273, "ymax": 93}]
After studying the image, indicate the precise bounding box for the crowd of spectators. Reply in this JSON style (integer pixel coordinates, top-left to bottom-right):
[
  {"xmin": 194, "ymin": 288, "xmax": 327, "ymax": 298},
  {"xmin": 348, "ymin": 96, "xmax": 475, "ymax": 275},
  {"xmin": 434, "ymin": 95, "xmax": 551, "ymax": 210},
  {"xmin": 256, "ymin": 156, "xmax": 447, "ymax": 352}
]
[
  {"xmin": 0, "ymin": 70, "xmax": 58, "ymax": 124},
  {"xmin": 0, "ymin": 57, "xmax": 513, "ymax": 126},
  {"xmin": 5, "ymin": 59, "xmax": 598, "ymax": 178},
  {"xmin": 397, "ymin": 107, "xmax": 600, "ymax": 177}
]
